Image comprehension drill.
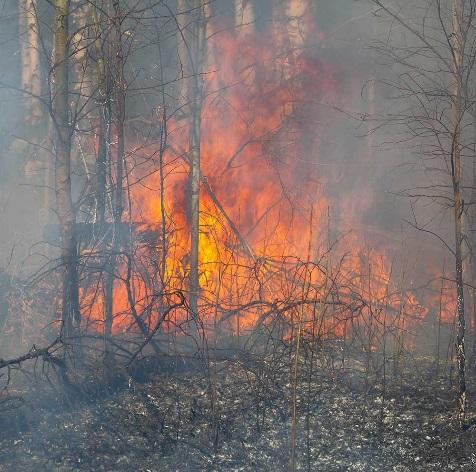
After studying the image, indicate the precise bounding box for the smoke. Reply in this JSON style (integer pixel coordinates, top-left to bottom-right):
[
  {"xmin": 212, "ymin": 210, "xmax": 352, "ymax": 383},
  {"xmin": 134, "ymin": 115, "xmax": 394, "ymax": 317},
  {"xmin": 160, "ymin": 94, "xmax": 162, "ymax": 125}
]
[
  {"xmin": 0, "ymin": 9, "xmax": 467, "ymax": 472},
  {"xmin": 0, "ymin": 0, "xmax": 458, "ymax": 376}
]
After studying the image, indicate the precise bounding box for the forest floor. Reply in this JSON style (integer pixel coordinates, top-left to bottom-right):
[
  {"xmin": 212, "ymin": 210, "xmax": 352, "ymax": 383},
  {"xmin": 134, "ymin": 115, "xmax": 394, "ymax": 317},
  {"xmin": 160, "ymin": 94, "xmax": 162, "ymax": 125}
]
[{"xmin": 0, "ymin": 354, "xmax": 476, "ymax": 471}]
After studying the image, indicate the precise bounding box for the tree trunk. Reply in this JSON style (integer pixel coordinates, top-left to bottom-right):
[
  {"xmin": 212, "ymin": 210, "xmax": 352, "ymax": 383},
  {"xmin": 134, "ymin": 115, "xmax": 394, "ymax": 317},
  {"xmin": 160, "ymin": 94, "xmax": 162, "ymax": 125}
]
[
  {"xmin": 271, "ymin": 0, "xmax": 311, "ymax": 106},
  {"xmin": 92, "ymin": 3, "xmax": 111, "ymax": 226},
  {"xmin": 285, "ymin": 0, "xmax": 310, "ymax": 50},
  {"xmin": 451, "ymin": 0, "xmax": 466, "ymax": 426},
  {"xmin": 53, "ymin": 0, "xmax": 79, "ymax": 338},
  {"xmin": 19, "ymin": 0, "xmax": 42, "ymax": 125},
  {"xmin": 176, "ymin": 0, "xmax": 190, "ymax": 114},
  {"xmin": 470, "ymin": 120, "xmax": 476, "ymax": 367},
  {"xmin": 71, "ymin": 2, "xmax": 90, "ymax": 103},
  {"xmin": 188, "ymin": 0, "xmax": 206, "ymax": 319},
  {"xmin": 235, "ymin": 0, "xmax": 254, "ymax": 29},
  {"xmin": 104, "ymin": 0, "xmax": 126, "ymax": 359}
]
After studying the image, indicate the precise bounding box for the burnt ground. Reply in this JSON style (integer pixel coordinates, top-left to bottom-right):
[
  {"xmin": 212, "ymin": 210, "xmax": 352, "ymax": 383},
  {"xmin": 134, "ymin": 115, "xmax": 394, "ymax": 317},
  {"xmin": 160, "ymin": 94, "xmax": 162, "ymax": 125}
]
[{"xmin": 0, "ymin": 355, "xmax": 476, "ymax": 471}]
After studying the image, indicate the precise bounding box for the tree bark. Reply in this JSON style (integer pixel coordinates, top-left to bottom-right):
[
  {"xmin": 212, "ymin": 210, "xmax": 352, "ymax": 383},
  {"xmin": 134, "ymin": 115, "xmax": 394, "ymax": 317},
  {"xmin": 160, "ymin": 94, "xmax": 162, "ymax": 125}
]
[
  {"xmin": 285, "ymin": 0, "xmax": 310, "ymax": 50},
  {"xmin": 235, "ymin": 0, "xmax": 254, "ymax": 29},
  {"xmin": 53, "ymin": 0, "xmax": 79, "ymax": 338},
  {"xmin": 19, "ymin": 0, "xmax": 42, "ymax": 125},
  {"xmin": 186, "ymin": 0, "xmax": 206, "ymax": 319},
  {"xmin": 91, "ymin": 3, "xmax": 112, "ymax": 226},
  {"xmin": 176, "ymin": 0, "xmax": 190, "ymax": 113},
  {"xmin": 470, "ymin": 120, "xmax": 476, "ymax": 367},
  {"xmin": 451, "ymin": 0, "xmax": 467, "ymax": 426},
  {"xmin": 104, "ymin": 0, "xmax": 126, "ymax": 359},
  {"xmin": 189, "ymin": 0, "xmax": 203, "ymax": 319}
]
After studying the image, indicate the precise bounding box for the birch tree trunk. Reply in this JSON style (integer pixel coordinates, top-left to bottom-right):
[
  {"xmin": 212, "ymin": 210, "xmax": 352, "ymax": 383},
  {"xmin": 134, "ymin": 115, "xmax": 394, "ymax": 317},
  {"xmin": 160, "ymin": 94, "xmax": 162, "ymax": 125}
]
[
  {"xmin": 235, "ymin": 0, "xmax": 255, "ymax": 88},
  {"xmin": 19, "ymin": 0, "xmax": 42, "ymax": 125},
  {"xmin": 285, "ymin": 0, "xmax": 310, "ymax": 51},
  {"xmin": 235, "ymin": 0, "xmax": 254, "ymax": 30},
  {"xmin": 188, "ymin": 0, "xmax": 206, "ymax": 319},
  {"xmin": 71, "ymin": 2, "xmax": 91, "ymax": 104},
  {"xmin": 271, "ymin": 0, "xmax": 311, "ymax": 108},
  {"xmin": 53, "ymin": 0, "xmax": 79, "ymax": 338},
  {"xmin": 177, "ymin": 0, "xmax": 190, "ymax": 114}
]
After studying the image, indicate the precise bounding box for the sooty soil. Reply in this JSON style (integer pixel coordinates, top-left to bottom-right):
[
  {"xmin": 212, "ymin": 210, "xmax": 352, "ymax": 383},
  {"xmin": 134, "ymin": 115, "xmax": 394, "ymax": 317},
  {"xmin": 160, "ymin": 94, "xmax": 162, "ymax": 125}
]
[{"xmin": 0, "ymin": 356, "xmax": 476, "ymax": 471}]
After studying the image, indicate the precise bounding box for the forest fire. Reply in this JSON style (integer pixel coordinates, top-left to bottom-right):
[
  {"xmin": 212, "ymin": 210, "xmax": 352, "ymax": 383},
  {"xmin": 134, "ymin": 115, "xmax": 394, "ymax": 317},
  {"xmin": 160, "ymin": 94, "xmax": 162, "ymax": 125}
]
[
  {"xmin": 77, "ymin": 18, "xmax": 443, "ymax": 340},
  {"xmin": 4, "ymin": 1, "xmax": 476, "ymax": 470}
]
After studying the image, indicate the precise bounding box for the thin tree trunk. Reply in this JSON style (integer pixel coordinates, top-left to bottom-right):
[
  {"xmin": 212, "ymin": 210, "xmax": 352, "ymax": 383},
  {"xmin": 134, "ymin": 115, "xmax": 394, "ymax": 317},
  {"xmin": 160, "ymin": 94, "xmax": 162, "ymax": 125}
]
[
  {"xmin": 104, "ymin": 0, "xmax": 126, "ymax": 359},
  {"xmin": 451, "ymin": 0, "xmax": 466, "ymax": 426},
  {"xmin": 177, "ymin": 0, "xmax": 190, "ymax": 114},
  {"xmin": 188, "ymin": 0, "xmax": 206, "ymax": 319},
  {"xmin": 53, "ymin": 0, "xmax": 79, "ymax": 338},
  {"xmin": 41, "ymin": 115, "xmax": 55, "ymax": 226},
  {"xmin": 19, "ymin": 0, "xmax": 42, "ymax": 125},
  {"xmin": 92, "ymin": 3, "xmax": 111, "ymax": 225},
  {"xmin": 71, "ymin": 2, "xmax": 90, "ymax": 103},
  {"xmin": 41, "ymin": 43, "xmax": 59, "ymax": 230},
  {"xmin": 470, "ymin": 120, "xmax": 476, "ymax": 367}
]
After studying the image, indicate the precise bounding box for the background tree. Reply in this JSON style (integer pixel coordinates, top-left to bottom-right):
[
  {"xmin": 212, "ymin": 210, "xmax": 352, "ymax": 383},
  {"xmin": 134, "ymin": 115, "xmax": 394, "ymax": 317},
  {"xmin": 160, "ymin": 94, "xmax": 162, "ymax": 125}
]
[{"xmin": 19, "ymin": 0, "xmax": 42, "ymax": 125}]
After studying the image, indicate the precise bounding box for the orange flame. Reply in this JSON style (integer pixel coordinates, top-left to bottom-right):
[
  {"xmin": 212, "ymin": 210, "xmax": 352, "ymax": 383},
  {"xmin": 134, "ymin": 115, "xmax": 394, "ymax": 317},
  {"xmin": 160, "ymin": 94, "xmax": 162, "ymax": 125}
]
[{"xmin": 78, "ymin": 18, "xmax": 451, "ymax": 341}]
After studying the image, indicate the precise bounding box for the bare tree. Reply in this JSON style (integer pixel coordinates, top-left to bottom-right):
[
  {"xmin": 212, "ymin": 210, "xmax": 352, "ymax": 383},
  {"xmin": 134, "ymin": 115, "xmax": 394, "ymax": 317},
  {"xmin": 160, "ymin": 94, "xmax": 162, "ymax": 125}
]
[
  {"xmin": 181, "ymin": 0, "xmax": 207, "ymax": 319},
  {"xmin": 451, "ymin": 0, "xmax": 467, "ymax": 425},
  {"xmin": 102, "ymin": 0, "xmax": 127, "ymax": 361},
  {"xmin": 52, "ymin": 0, "xmax": 79, "ymax": 338},
  {"xmin": 370, "ymin": 0, "xmax": 476, "ymax": 425}
]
